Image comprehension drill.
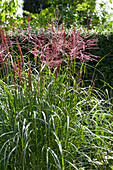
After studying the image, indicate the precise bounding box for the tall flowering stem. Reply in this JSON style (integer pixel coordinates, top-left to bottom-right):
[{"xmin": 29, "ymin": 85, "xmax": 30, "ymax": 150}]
[{"xmin": 28, "ymin": 58, "xmax": 31, "ymax": 90}]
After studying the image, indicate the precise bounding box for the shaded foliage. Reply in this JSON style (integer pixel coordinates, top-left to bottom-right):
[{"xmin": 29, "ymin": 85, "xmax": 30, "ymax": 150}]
[
  {"xmin": 23, "ymin": 0, "xmax": 50, "ymax": 14},
  {"xmin": 23, "ymin": 0, "xmax": 97, "ymax": 27}
]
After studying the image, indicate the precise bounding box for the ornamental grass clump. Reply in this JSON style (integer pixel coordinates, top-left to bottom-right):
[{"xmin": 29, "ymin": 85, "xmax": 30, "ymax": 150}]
[{"xmin": 0, "ymin": 19, "xmax": 113, "ymax": 169}]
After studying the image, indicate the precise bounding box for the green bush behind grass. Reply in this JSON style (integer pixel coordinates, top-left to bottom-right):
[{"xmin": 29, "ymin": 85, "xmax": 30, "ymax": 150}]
[{"xmin": 86, "ymin": 33, "xmax": 113, "ymax": 96}]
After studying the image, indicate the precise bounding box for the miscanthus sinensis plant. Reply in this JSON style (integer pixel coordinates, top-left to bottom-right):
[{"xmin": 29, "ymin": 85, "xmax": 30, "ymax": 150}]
[{"xmin": 0, "ymin": 19, "xmax": 113, "ymax": 170}]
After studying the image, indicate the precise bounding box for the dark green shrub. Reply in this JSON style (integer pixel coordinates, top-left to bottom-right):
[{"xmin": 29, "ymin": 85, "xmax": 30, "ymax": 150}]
[{"xmin": 85, "ymin": 33, "xmax": 113, "ymax": 96}]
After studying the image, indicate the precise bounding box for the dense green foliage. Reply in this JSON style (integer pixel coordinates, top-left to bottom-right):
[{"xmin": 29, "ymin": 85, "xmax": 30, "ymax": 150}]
[
  {"xmin": 0, "ymin": 1, "xmax": 113, "ymax": 169},
  {"xmin": 88, "ymin": 33, "xmax": 113, "ymax": 88},
  {"xmin": 0, "ymin": 0, "xmax": 22, "ymax": 30},
  {"xmin": 1, "ymin": 0, "xmax": 113, "ymax": 30},
  {"xmin": 23, "ymin": 0, "xmax": 97, "ymax": 26}
]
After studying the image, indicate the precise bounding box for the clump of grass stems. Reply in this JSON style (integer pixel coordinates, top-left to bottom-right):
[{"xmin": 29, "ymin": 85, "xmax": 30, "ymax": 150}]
[{"xmin": 0, "ymin": 21, "xmax": 113, "ymax": 170}]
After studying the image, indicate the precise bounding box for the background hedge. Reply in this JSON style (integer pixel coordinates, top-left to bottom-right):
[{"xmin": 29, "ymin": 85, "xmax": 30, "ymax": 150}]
[{"xmin": 87, "ymin": 33, "xmax": 113, "ymax": 89}]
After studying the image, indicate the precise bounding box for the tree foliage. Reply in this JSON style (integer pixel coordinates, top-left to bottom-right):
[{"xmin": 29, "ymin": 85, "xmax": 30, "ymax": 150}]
[
  {"xmin": 0, "ymin": 0, "xmax": 112, "ymax": 31},
  {"xmin": 0, "ymin": 0, "xmax": 22, "ymax": 30},
  {"xmin": 23, "ymin": 0, "xmax": 97, "ymax": 27}
]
